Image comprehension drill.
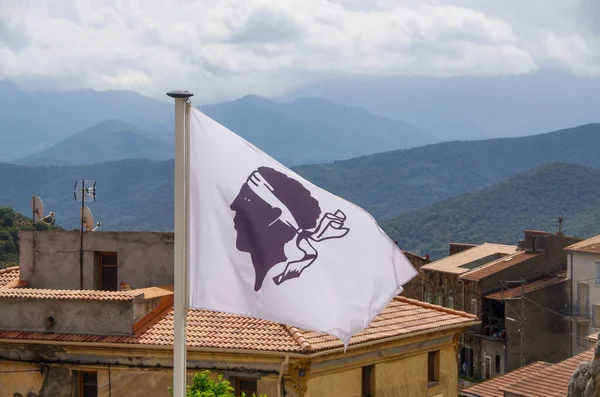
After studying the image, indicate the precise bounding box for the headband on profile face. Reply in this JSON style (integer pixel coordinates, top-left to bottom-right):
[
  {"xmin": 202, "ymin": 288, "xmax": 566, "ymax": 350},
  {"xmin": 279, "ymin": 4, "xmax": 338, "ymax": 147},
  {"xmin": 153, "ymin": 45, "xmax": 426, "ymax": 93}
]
[{"xmin": 244, "ymin": 169, "xmax": 350, "ymax": 286}]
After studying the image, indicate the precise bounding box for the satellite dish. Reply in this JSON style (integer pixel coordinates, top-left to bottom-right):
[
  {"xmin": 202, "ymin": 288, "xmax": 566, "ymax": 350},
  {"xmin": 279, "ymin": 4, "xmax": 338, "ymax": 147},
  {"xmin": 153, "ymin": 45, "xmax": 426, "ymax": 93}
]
[
  {"xmin": 31, "ymin": 195, "xmax": 44, "ymax": 220},
  {"xmin": 81, "ymin": 206, "xmax": 95, "ymax": 232}
]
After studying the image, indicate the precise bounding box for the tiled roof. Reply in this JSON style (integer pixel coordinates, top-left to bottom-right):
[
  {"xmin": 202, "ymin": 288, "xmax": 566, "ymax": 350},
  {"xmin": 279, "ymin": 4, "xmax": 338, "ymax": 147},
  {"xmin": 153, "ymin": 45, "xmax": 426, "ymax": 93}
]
[
  {"xmin": 421, "ymin": 243, "xmax": 518, "ymax": 275},
  {"xmin": 587, "ymin": 332, "xmax": 599, "ymax": 344},
  {"xmin": 0, "ymin": 288, "xmax": 143, "ymax": 301},
  {"xmin": 484, "ymin": 271, "xmax": 567, "ymax": 300},
  {"xmin": 565, "ymin": 234, "xmax": 600, "ymax": 254},
  {"xmin": 0, "ymin": 267, "xmax": 19, "ymax": 288},
  {"xmin": 461, "ymin": 361, "xmax": 552, "ymax": 397},
  {"xmin": 500, "ymin": 349, "xmax": 595, "ymax": 397},
  {"xmin": 0, "ymin": 296, "xmax": 479, "ymax": 353},
  {"xmin": 460, "ymin": 251, "xmax": 541, "ymax": 282}
]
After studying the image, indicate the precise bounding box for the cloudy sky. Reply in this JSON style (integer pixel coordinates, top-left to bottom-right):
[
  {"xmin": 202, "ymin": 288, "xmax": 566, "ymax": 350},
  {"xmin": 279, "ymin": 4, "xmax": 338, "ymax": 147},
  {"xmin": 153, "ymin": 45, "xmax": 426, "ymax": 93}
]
[{"xmin": 1, "ymin": 0, "xmax": 599, "ymax": 102}]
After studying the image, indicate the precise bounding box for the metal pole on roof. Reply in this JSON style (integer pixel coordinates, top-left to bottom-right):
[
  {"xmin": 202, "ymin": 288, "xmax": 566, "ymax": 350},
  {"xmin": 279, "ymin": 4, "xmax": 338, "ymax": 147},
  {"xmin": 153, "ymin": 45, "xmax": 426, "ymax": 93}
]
[{"xmin": 168, "ymin": 89, "xmax": 194, "ymax": 397}]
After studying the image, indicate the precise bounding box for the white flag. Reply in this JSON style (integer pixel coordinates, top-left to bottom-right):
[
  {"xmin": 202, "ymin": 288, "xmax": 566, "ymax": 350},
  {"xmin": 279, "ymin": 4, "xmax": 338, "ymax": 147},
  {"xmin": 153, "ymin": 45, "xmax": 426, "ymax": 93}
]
[{"xmin": 188, "ymin": 107, "xmax": 417, "ymax": 345}]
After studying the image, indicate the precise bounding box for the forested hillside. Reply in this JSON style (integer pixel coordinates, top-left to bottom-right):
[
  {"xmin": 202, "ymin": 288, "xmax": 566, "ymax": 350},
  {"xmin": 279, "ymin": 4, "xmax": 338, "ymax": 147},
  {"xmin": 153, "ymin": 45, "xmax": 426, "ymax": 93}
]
[
  {"xmin": 382, "ymin": 163, "xmax": 600, "ymax": 259},
  {"xmin": 295, "ymin": 123, "xmax": 600, "ymax": 219},
  {"xmin": 0, "ymin": 207, "xmax": 58, "ymax": 268}
]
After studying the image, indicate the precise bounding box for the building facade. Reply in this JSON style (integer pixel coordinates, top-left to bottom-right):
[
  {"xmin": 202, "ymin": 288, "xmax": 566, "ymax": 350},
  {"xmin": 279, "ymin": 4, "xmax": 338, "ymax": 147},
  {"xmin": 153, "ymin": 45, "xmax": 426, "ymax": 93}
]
[
  {"xmin": 0, "ymin": 231, "xmax": 479, "ymax": 397},
  {"xmin": 565, "ymin": 235, "xmax": 600, "ymax": 355},
  {"xmin": 422, "ymin": 231, "xmax": 580, "ymax": 381},
  {"xmin": 400, "ymin": 250, "xmax": 431, "ymax": 300}
]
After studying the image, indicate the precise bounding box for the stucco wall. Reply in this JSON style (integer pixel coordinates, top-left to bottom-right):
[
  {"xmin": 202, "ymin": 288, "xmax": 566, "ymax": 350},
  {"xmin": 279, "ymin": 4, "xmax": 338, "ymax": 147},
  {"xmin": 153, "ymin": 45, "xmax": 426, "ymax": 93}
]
[
  {"xmin": 306, "ymin": 367, "xmax": 362, "ymax": 397},
  {"xmin": 0, "ymin": 365, "xmax": 277, "ymax": 397},
  {"xmin": 306, "ymin": 346, "xmax": 458, "ymax": 397},
  {"xmin": 0, "ymin": 361, "xmax": 44, "ymax": 397},
  {"xmin": 0, "ymin": 298, "xmax": 134, "ymax": 335},
  {"xmin": 19, "ymin": 231, "xmax": 174, "ymax": 290},
  {"xmin": 569, "ymin": 251, "xmax": 600, "ymax": 355}
]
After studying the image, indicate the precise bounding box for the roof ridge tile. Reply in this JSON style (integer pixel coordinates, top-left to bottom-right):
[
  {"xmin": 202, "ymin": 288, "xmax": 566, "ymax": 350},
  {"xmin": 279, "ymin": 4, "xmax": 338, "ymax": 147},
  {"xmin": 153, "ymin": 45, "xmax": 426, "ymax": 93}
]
[
  {"xmin": 393, "ymin": 296, "xmax": 477, "ymax": 319},
  {"xmin": 284, "ymin": 325, "xmax": 313, "ymax": 352}
]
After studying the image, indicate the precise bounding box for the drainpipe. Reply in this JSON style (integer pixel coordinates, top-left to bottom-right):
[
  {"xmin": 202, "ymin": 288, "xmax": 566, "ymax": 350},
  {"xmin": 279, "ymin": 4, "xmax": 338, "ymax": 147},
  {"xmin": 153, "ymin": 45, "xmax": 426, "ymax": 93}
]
[{"xmin": 277, "ymin": 354, "xmax": 289, "ymax": 397}]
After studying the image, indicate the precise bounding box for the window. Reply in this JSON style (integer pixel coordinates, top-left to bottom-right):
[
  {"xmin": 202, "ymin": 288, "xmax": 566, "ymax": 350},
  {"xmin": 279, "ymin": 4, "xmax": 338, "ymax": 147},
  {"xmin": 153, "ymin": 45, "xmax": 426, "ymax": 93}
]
[
  {"xmin": 484, "ymin": 356, "xmax": 492, "ymax": 379},
  {"xmin": 577, "ymin": 322, "xmax": 589, "ymax": 348},
  {"xmin": 96, "ymin": 252, "xmax": 118, "ymax": 291},
  {"xmin": 495, "ymin": 355, "xmax": 501, "ymax": 375},
  {"xmin": 74, "ymin": 371, "xmax": 97, "ymax": 397},
  {"xmin": 532, "ymin": 237, "xmax": 537, "ymax": 252},
  {"xmin": 577, "ymin": 282, "xmax": 590, "ymax": 316},
  {"xmin": 471, "ymin": 299, "xmax": 478, "ymax": 317},
  {"xmin": 362, "ymin": 365, "xmax": 374, "ymax": 397},
  {"xmin": 594, "ymin": 305, "xmax": 600, "ymax": 328},
  {"xmin": 428, "ymin": 351, "xmax": 440, "ymax": 384},
  {"xmin": 596, "ymin": 261, "xmax": 600, "ymax": 285},
  {"xmin": 235, "ymin": 378, "xmax": 257, "ymax": 397},
  {"xmin": 437, "ymin": 294, "xmax": 443, "ymax": 306},
  {"xmin": 448, "ymin": 297, "xmax": 454, "ymax": 309}
]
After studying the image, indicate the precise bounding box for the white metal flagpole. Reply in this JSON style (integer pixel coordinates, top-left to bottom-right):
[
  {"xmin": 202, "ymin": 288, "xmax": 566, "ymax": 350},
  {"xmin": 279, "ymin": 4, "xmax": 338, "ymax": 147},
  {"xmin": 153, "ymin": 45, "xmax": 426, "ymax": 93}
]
[{"xmin": 167, "ymin": 89, "xmax": 194, "ymax": 397}]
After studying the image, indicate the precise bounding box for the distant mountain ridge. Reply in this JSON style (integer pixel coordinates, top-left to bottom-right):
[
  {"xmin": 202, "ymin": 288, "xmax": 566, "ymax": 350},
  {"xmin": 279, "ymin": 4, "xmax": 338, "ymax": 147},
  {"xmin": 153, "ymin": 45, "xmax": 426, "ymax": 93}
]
[
  {"xmin": 14, "ymin": 120, "xmax": 173, "ymax": 166},
  {"xmin": 294, "ymin": 123, "xmax": 600, "ymax": 220},
  {"xmin": 2, "ymin": 123, "xmax": 600, "ymax": 241},
  {"xmin": 0, "ymin": 81, "xmax": 171, "ymax": 161},
  {"xmin": 382, "ymin": 163, "xmax": 600, "ymax": 259},
  {"xmin": 199, "ymin": 95, "xmax": 436, "ymax": 165},
  {"xmin": 0, "ymin": 82, "xmax": 434, "ymax": 166}
]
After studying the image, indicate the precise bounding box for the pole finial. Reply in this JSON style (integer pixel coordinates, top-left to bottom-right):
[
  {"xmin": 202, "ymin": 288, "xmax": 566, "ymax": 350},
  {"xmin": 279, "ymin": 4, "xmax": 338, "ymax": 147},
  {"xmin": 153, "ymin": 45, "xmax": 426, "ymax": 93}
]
[{"xmin": 167, "ymin": 90, "xmax": 194, "ymax": 99}]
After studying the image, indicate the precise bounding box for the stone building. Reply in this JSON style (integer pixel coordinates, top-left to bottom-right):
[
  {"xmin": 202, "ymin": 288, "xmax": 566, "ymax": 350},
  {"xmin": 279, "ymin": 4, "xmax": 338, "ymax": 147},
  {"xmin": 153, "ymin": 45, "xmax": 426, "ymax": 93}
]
[
  {"xmin": 400, "ymin": 250, "xmax": 431, "ymax": 300},
  {"xmin": 422, "ymin": 231, "xmax": 580, "ymax": 381},
  {"xmin": 0, "ymin": 230, "xmax": 479, "ymax": 397}
]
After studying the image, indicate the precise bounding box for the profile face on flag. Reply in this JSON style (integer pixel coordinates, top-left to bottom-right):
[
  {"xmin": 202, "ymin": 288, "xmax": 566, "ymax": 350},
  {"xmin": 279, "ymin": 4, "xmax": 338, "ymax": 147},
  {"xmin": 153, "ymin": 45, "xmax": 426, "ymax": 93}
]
[{"xmin": 188, "ymin": 107, "xmax": 417, "ymax": 345}]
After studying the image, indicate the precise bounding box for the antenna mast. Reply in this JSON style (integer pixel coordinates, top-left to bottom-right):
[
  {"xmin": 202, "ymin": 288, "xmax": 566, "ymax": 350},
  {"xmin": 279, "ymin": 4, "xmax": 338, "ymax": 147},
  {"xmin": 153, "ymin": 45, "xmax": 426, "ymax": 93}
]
[{"xmin": 74, "ymin": 180, "xmax": 96, "ymax": 290}]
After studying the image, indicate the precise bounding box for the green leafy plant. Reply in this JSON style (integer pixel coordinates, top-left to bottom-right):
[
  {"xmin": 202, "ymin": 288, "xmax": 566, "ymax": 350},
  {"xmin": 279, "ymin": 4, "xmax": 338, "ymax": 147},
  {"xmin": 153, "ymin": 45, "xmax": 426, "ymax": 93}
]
[{"xmin": 169, "ymin": 370, "xmax": 267, "ymax": 397}]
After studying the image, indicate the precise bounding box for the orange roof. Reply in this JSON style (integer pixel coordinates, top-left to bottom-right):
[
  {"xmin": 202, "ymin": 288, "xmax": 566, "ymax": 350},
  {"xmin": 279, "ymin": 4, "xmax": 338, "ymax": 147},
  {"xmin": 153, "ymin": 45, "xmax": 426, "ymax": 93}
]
[
  {"xmin": 500, "ymin": 349, "xmax": 595, "ymax": 397},
  {"xmin": 484, "ymin": 271, "xmax": 567, "ymax": 300},
  {"xmin": 0, "ymin": 267, "xmax": 19, "ymax": 288},
  {"xmin": 0, "ymin": 288, "xmax": 143, "ymax": 301},
  {"xmin": 0, "ymin": 296, "xmax": 478, "ymax": 353},
  {"xmin": 461, "ymin": 361, "xmax": 552, "ymax": 397},
  {"xmin": 460, "ymin": 251, "xmax": 541, "ymax": 282},
  {"xmin": 565, "ymin": 234, "xmax": 600, "ymax": 254}
]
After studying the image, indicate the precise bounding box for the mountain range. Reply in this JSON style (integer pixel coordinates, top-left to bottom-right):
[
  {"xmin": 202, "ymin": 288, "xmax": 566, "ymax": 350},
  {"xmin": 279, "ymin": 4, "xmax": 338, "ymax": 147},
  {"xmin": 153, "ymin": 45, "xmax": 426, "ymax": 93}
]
[
  {"xmin": 2, "ymin": 123, "xmax": 600, "ymax": 259},
  {"xmin": 283, "ymin": 70, "xmax": 600, "ymax": 141},
  {"xmin": 14, "ymin": 120, "xmax": 174, "ymax": 166},
  {"xmin": 0, "ymin": 82, "xmax": 434, "ymax": 166},
  {"xmin": 294, "ymin": 123, "xmax": 600, "ymax": 220}
]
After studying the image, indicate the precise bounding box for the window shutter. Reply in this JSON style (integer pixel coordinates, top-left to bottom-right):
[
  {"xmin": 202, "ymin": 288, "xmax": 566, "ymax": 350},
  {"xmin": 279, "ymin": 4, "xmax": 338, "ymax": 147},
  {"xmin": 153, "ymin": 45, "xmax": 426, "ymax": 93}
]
[{"xmin": 596, "ymin": 262, "xmax": 600, "ymax": 284}]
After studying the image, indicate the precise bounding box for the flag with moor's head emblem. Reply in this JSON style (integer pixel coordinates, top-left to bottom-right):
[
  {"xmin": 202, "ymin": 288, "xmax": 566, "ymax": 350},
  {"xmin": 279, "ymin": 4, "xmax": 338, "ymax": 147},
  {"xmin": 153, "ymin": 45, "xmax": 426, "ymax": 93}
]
[{"xmin": 188, "ymin": 107, "xmax": 417, "ymax": 345}]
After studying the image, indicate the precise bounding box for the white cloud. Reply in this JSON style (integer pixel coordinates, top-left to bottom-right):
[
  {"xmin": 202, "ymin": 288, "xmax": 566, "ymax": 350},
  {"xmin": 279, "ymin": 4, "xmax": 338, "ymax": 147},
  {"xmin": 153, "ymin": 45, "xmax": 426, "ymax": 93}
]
[{"xmin": 0, "ymin": 0, "xmax": 563, "ymax": 102}]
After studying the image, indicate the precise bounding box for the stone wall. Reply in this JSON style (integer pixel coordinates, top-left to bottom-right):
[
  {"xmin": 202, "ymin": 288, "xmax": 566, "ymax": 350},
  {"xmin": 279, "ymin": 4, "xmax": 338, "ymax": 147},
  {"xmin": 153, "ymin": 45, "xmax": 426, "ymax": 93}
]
[{"xmin": 401, "ymin": 251, "xmax": 431, "ymax": 300}]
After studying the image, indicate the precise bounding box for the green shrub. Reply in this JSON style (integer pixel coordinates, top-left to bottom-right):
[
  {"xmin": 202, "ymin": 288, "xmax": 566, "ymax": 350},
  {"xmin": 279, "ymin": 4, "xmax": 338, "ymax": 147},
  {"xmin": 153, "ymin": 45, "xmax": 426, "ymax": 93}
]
[{"xmin": 169, "ymin": 370, "xmax": 267, "ymax": 397}]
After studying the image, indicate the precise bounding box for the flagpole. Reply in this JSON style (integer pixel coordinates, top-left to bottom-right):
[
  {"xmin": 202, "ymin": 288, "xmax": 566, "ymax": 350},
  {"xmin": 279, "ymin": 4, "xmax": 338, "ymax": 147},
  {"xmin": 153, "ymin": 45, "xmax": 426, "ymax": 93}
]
[{"xmin": 167, "ymin": 89, "xmax": 194, "ymax": 397}]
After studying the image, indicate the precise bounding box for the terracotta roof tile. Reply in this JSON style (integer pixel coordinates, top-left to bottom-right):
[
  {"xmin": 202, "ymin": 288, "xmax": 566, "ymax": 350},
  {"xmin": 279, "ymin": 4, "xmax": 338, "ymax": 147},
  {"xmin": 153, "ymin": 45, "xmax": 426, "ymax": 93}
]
[
  {"xmin": 421, "ymin": 244, "xmax": 518, "ymax": 275},
  {"xmin": 461, "ymin": 361, "xmax": 552, "ymax": 397},
  {"xmin": 501, "ymin": 349, "xmax": 595, "ymax": 397},
  {"xmin": 0, "ymin": 296, "xmax": 479, "ymax": 353},
  {"xmin": 0, "ymin": 288, "xmax": 143, "ymax": 301},
  {"xmin": 484, "ymin": 271, "xmax": 567, "ymax": 300},
  {"xmin": 460, "ymin": 251, "xmax": 541, "ymax": 282},
  {"xmin": 0, "ymin": 267, "xmax": 19, "ymax": 288},
  {"xmin": 565, "ymin": 234, "xmax": 600, "ymax": 254}
]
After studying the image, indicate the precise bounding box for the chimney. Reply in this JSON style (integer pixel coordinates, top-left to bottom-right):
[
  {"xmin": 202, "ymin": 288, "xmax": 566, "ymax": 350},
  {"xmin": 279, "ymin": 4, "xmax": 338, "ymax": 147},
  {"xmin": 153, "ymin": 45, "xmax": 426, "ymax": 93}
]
[{"xmin": 558, "ymin": 217, "xmax": 564, "ymax": 235}]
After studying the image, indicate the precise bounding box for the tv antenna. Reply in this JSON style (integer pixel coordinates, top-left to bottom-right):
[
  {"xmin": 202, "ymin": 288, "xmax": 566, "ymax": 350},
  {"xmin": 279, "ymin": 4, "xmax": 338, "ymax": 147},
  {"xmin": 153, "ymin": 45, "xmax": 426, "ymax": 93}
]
[{"xmin": 74, "ymin": 180, "xmax": 97, "ymax": 290}]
